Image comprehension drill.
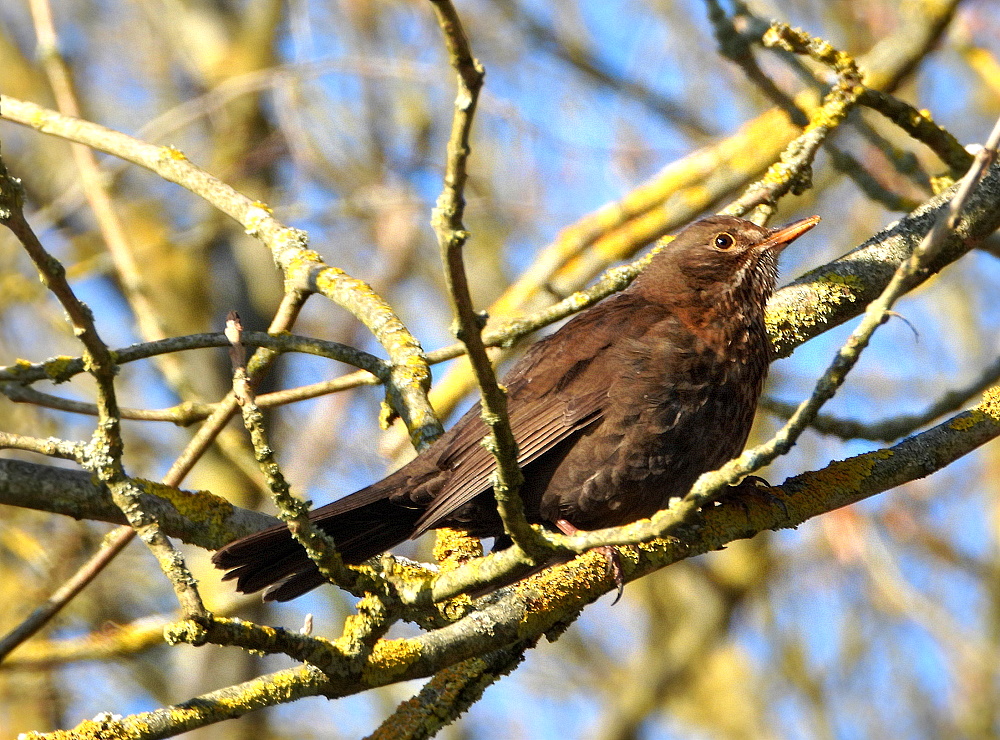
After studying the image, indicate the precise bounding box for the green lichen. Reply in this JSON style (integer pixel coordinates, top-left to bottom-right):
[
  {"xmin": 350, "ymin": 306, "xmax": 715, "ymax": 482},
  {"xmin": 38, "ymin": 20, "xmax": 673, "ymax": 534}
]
[
  {"xmin": 949, "ymin": 413, "xmax": 980, "ymax": 431},
  {"xmin": 163, "ymin": 618, "xmax": 208, "ymax": 646}
]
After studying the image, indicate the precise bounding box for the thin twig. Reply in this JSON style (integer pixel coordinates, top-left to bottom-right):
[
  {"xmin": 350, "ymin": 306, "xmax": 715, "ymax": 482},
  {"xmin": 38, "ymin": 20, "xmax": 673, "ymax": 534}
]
[
  {"xmin": 428, "ymin": 0, "xmax": 550, "ymax": 560},
  {"xmin": 0, "ymin": 431, "xmax": 84, "ymax": 459},
  {"xmin": 226, "ymin": 312, "xmax": 360, "ymax": 592},
  {"xmin": 0, "ymin": 154, "xmax": 210, "ymax": 639},
  {"xmin": 0, "ymin": 528, "xmax": 135, "ymax": 663},
  {"xmin": 858, "ymin": 88, "xmax": 973, "ymax": 177},
  {"xmin": 761, "ymin": 352, "xmax": 1000, "ymax": 441},
  {"xmin": 164, "ymin": 289, "xmax": 308, "ymax": 486},
  {"xmin": 0, "ymin": 260, "xmax": 647, "ymax": 427},
  {"xmin": 0, "ymin": 289, "xmax": 308, "ymax": 661},
  {"xmin": 488, "ymin": 0, "xmax": 712, "ymax": 138},
  {"xmin": 0, "ymin": 94, "xmax": 442, "ymax": 450},
  {"xmin": 26, "ymin": 0, "xmax": 193, "ymax": 395},
  {"xmin": 725, "ymin": 22, "xmax": 865, "ymax": 220},
  {"xmin": 705, "ymin": 3, "xmax": 923, "ymax": 211},
  {"xmin": 0, "ymin": 330, "xmax": 389, "ymax": 386},
  {"xmin": 364, "ymin": 642, "xmax": 529, "ymax": 740}
]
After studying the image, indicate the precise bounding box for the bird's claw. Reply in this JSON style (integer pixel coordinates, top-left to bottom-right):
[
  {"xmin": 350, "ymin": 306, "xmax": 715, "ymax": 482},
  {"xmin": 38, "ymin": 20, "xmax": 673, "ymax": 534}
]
[
  {"xmin": 598, "ymin": 545, "xmax": 626, "ymax": 605},
  {"xmin": 724, "ymin": 475, "xmax": 789, "ymax": 524},
  {"xmin": 555, "ymin": 519, "xmax": 627, "ymax": 603}
]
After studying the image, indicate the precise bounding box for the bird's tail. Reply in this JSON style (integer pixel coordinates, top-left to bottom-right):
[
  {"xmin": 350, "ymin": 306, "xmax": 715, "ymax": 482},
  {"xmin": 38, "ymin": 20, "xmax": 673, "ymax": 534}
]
[{"xmin": 212, "ymin": 478, "xmax": 421, "ymax": 601}]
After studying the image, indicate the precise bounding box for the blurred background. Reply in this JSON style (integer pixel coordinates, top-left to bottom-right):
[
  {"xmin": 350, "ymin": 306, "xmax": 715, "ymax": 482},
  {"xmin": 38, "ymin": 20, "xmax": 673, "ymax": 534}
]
[{"xmin": 1, "ymin": 0, "xmax": 1000, "ymax": 737}]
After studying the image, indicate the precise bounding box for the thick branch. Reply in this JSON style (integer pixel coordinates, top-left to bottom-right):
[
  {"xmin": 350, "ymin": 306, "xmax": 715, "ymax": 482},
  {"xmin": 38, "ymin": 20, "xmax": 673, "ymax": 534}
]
[
  {"xmin": 767, "ymin": 159, "xmax": 1000, "ymax": 357},
  {"xmin": 0, "ymin": 458, "xmax": 276, "ymax": 550}
]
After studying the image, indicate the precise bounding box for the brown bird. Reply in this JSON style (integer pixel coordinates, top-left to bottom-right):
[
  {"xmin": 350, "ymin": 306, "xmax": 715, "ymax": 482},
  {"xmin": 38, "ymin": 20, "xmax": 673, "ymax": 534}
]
[{"xmin": 213, "ymin": 214, "xmax": 819, "ymax": 601}]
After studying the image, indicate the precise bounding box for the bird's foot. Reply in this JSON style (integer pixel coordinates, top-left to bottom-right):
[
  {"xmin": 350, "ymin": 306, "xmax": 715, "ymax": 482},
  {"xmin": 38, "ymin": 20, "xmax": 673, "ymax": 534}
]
[
  {"xmin": 599, "ymin": 545, "xmax": 626, "ymax": 605},
  {"xmin": 556, "ymin": 519, "xmax": 626, "ymax": 604},
  {"xmin": 721, "ymin": 475, "xmax": 789, "ymax": 524}
]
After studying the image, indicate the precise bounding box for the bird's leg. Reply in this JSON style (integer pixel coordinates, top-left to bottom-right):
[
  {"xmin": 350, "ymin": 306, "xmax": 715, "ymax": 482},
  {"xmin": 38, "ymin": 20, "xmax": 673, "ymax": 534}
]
[{"xmin": 556, "ymin": 519, "xmax": 625, "ymax": 604}]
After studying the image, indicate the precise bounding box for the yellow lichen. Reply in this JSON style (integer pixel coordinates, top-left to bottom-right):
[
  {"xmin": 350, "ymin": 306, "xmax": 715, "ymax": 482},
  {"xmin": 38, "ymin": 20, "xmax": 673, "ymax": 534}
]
[
  {"xmin": 433, "ymin": 527, "xmax": 483, "ymax": 570},
  {"xmin": 798, "ymin": 448, "xmax": 894, "ymax": 494},
  {"xmin": 949, "ymin": 413, "xmax": 980, "ymax": 431},
  {"xmin": 378, "ymin": 400, "xmax": 397, "ymax": 430},
  {"xmin": 311, "ymin": 265, "xmax": 347, "ymax": 286},
  {"xmin": 817, "ymin": 272, "xmax": 863, "ymax": 289},
  {"xmin": 26, "ymin": 106, "xmax": 48, "ymax": 130},
  {"xmin": 805, "ymin": 102, "xmax": 849, "ymax": 131},
  {"xmin": 930, "ymin": 175, "xmax": 956, "ymax": 194},
  {"xmin": 42, "ymin": 355, "xmax": 79, "ymax": 381},
  {"xmin": 285, "ymin": 251, "xmax": 326, "ymax": 275},
  {"xmin": 362, "ymin": 638, "xmax": 422, "ymax": 683},
  {"xmin": 143, "ymin": 480, "xmax": 234, "ymax": 525},
  {"xmin": 161, "ymin": 145, "xmax": 188, "ymax": 162},
  {"xmin": 766, "ymin": 274, "xmax": 860, "ymax": 342},
  {"xmin": 950, "ymin": 387, "xmax": 1000, "ymax": 430},
  {"xmin": 979, "ymin": 385, "xmax": 1000, "ymax": 420},
  {"xmin": 513, "ymin": 550, "xmax": 612, "ymax": 626},
  {"xmin": 243, "ymin": 203, "xmax": 273, "ymax": 237}
]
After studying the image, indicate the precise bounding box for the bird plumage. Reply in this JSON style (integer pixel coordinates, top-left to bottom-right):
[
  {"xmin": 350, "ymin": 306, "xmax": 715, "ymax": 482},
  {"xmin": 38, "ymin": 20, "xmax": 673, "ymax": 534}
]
[{"xmin": 213, "ymin": 214, "xmax": 818, "ymax": 600}]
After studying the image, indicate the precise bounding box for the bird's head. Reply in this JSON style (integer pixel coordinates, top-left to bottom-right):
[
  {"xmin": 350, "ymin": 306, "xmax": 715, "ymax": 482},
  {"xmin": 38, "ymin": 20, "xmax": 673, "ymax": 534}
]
[{"xmin": 632, "ymin": 214, "xmax": 820, "ymax": 310}]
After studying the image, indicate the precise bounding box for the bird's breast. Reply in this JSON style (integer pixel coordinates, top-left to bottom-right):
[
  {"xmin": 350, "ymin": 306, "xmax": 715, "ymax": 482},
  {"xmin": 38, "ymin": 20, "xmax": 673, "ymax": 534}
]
[{"xmin": 535, "ymin": 314, "xmax": 773, "ymax": 529}]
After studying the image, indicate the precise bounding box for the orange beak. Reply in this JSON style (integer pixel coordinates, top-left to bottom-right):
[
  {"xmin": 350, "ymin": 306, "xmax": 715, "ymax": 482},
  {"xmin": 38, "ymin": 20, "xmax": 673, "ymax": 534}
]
[{"xmin": 758, "ymin": 215, "xmax": 821, "ymax": 252}]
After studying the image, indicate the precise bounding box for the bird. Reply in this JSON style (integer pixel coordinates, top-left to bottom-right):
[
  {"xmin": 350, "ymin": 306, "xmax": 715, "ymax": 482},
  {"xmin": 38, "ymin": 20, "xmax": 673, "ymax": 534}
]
[{"xmin": 213, "ymin": 214, "xmax": 820, "ymax": 601}]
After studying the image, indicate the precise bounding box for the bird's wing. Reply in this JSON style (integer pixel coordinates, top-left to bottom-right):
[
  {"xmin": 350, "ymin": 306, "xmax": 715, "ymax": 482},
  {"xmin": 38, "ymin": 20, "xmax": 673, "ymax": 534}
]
[{"xmin": 410, "ymin": 292, "xmax": 668, "ymax": 534}]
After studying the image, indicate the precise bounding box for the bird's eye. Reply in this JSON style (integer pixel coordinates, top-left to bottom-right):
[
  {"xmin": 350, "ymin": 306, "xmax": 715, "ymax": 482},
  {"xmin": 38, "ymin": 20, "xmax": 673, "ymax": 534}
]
[{"xmin": 714, "ymin": 232, "xmax": 736, "ymax": 250}]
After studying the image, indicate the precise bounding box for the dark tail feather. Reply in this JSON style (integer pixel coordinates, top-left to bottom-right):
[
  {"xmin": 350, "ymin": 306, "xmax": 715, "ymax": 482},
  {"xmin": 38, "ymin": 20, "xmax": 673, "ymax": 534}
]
[{"xmin": 212, "ymin": 488, "xmax": 421, "ymax": 601}]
